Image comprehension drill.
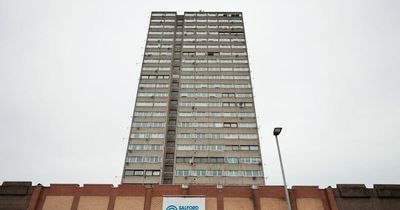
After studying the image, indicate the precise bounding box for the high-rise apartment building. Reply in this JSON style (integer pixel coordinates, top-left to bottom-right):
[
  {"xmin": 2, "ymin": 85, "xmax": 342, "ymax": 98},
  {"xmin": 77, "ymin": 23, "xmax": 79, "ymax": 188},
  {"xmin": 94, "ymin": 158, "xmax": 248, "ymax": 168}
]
[{"xmin": 122, "ymin": 11, "xmax": 264, "ymax": 185}]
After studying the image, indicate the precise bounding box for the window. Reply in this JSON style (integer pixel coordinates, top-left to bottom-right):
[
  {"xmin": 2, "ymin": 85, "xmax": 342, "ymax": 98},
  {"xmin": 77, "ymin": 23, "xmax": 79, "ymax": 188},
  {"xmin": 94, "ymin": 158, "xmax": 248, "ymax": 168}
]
[
  {"xmin": 176, "ymin": 157, "xmax": 184, "ymax": 163},
  {"xmin": 176, "ymin": 170, "xmax": 190, "ymax": 176},
  {"xmin": 178, "ymin": 122, "xmax": 224, "ymax": 128},
  {"xmin": 240, "ymin": 157, "xmax": 261, "ymax": 164},
  {"xmin": 222, "ymin": 93, "xmax": 235, "ymax": 98},
  {"xmin": 177, "ymin": 133, "xmax": 257, "ymax": 140},
  {"xmin": 126, "ymin": 156, "xmax": 160, "ymax": 163},
  {"xmin": 222, "ymin": 102, "xmax": 236, "ymax": 107},
  {"xmin": 176, "ymin": 145, "xmax": 192, "ymax": 151},
  {"xmin": 221, "ymin": 67, "xmax": 232, "ymax": 71},
  {"xmin": 183, "ymin": 51, "xmax": 195, "ymax": 56},
  {"xmin": 174, "ymin": 170, "xmax": 261, "ymax": 177},
  {"xmin": 139, "ymin": 83, "xmax": 169, "ymax": 88},
  {"xmin": 160, "ymin": 52, "xmax": 172, "ymax": 56},
  {"xmin": 234, "ymin": 67, "xmax": 249, "ymax": 72},
  {"xmin": 209, "ymin": 157, "xmax": 224, "ymax": 163},
  {"xmin": 211, "ymin": 145, "xmax": 224, "ymax": 151},
  {"xmin": 226, "ymin": 170, "xmax": 241, "ymax": 176},
  {"xmin": 181, "ymin": 67, "xmax": 194, "ymax": 71},
  {"xmin": 128, "ymin": 144, "xmax": 162, "ymax": 151},
  {"xmin": 134, "ymin": 170, "xmax": 144, "ymax": 176},
  {"xmin": 130, "ymin": 133, "xmax": 164, "ymax": 139},
  {"xmin": 193, "ymin": 157, "xmax": 207, "ymax": 163},
  {"xmin": 227, "ymin": 157, "xmax": 239, "ymax": 164},
  {"xmin": 178, "ymin": 112, "xmax": 255, "ymax": 118},
  {"xmin": 176, "ymin": 157, "xmax": 193, "ymax": 163},
  {"xmin": 236, "ymin": 93, "xmax": 253, "ymax": 98},
  {"xmin": 209, "ymin": 170, "xmax": 223, "ymax": 176},
  {"xmin": 184, "ymin": 31, "xmax": 195, "ymax": 35},
  {"xmin": 233, "ymin": 59, "xmax": 248, "ymax": 63},
  {"xmin": 132, "ymin": 122, "xmax": 165, "ymax": 128},
  {"xmin": 134, "ymin": 111, "xmax": 166, "ymax": 117},
  {"xmin": 240, "ymin": 145, "xmax": 250, "ymax": 151},
  {"xmin": 128, "ymin": 170, "xmax": 160, "ymax": 176},
  {"xmin": 250, "ymin": 146, "xmax": 259, "ymax": 151},
  {"xmin": 138, "ymin": 92, "xmax": 168, "ymax": 97},
  {"xmin": 192, "ymin": 170, "xmax": 207, "ymax": 176},
  {"xmin": 124, "ymin": 170, "xmax": 134, "ymax": 176},
  {"xmin": 140, "ymin": 75, "xmax": 169, "ymax": 80},
  {"xmin": 208, "ymin": 52, "xmax": 219, "ymax": 56},
  {"xmin": 224, "ymin": 122, "xmax": 238, "ymax": 128},
  {"xmin": 244, "ymin": 170, "xmax": 263, "ymax": 177}
]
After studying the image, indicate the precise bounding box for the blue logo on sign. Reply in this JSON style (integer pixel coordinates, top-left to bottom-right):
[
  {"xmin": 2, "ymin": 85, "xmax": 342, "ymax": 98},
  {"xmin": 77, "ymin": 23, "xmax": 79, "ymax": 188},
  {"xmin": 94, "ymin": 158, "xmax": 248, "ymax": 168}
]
[{"xmin": 166, "ymin": 205, "xmax": 178, "ymax": 210}]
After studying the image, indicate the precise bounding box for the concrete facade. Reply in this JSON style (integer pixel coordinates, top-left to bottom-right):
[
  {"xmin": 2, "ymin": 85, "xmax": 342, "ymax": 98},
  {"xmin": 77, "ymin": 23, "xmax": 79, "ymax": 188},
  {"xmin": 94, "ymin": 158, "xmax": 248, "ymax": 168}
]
[
  {"xmin": 334, "ymin": 184, "xmax": 400, "ymax": 210},
  {"xmin": 123, "ymin": 11, "xmax": 264, "ymax": 185},
  {"xmin": 0, "ymin": 181, "xmax": 33, "ymax": 210}
]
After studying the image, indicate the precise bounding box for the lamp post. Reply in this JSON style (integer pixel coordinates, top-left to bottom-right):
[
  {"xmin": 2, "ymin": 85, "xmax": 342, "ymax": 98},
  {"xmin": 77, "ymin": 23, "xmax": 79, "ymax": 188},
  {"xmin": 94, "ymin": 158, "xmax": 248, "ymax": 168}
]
[{"xmin": 273, "ymin": 127, "xmax": 292, "ymax": 210}]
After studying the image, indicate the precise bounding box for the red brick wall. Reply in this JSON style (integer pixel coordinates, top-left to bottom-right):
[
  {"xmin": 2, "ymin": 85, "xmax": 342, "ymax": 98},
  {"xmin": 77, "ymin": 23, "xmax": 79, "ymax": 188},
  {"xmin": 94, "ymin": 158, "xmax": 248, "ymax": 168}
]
[{"xmin": 27, "ymin": 184, "xmax": 339, "ymax": 210}]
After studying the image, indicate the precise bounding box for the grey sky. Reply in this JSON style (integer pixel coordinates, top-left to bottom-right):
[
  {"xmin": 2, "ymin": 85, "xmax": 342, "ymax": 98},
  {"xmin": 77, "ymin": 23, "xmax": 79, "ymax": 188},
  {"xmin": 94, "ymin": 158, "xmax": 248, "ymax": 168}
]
[{"xmin": 1, "ymin": 0, "xmax": 399, "ymax": 187}]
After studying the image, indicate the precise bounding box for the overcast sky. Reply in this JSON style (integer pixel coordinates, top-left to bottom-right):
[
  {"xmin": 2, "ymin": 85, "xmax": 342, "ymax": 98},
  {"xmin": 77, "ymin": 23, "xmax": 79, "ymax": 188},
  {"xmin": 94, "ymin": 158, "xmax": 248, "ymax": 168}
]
[{"xmin": 1, "ymin": 0, "xmax": 399, "ymax": 187}]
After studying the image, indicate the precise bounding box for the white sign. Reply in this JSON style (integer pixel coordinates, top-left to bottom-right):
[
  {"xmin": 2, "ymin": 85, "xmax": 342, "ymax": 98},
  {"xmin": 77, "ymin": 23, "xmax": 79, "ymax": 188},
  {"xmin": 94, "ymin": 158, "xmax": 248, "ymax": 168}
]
[{"xmin": 162, "ymin": 197, "xmax": 205, "ymax": 210}]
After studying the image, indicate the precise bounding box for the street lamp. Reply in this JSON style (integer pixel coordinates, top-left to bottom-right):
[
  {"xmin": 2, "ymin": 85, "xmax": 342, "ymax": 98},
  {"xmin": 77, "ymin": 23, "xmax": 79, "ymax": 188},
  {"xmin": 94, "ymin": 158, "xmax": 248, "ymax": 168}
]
[{"xmin": 273, "ymin": 127, "xmax": 292, "ymax": 210}]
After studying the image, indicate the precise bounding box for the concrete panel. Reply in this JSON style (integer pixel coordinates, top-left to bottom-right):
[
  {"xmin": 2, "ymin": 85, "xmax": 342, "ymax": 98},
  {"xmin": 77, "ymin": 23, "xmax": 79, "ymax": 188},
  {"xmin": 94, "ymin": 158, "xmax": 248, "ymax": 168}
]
[
  {"xmin": 296, "ymin": 198, "xmax": 324, "ymax": 210},
  {"xmin": 0, "ymin": 181, "xmax": 33, "ymax": 210},
  {"xmin": 259, "ymin": 198, "xmax": 287, "ymax": 210},
  {"xmin": 150, "ymin": 196, "xmax": 163, "ymax": 210},
  {"xmin": 337, "ymin": 184, "xmax": 370, "ymax": 197},
  {"xmin": 114, "ymin": 196, "xmax": 145, "ymax": 210},
  {"xmin": 224, "ymin": 197, "xmax": 254, "ymax": 210},
  {"xmin": 77, "ymin": 196, "xmax": 109, "ymax": 210},
  {"xmin": 42, "ymin": 196, "xmax": 73, "ymax": 210},
  {"xmin": 375, "ymin": 184, "xmax": 400, "ymax": 197}
]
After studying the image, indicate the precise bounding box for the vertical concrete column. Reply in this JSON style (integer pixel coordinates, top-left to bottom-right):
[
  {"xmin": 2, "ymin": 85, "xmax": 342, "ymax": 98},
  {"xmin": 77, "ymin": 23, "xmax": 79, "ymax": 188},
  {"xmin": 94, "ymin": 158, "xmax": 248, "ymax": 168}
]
[
  {"xmin": 183, "ymin": 188, "xmax": 189, "ymax": 195},
  {"xmin": 144, "ymin": 187, "xmax": 153, "ymax": 210},
  {"xmin": 325, "ymin": 187, "xmax": 339, "ymax": 210},
  {"xmin": 107, "ymin": 188, "xmax": 117, "ymax": 210},
  {"xmin": 252, "ymin": 188, "xmax": 261, "ymax": 210},
  {"xmin": 289, "ymin": 189, "xmax": 297, "ymax": 210},
  {"xmin": 27, "ymin": 186, "xmax": 43, "ymax": 210},
  {"xmin": 217, "ymin": 189, "xmax": 224, "ymax": 210},
  {"xmin": 71, "ymin": 188, "xmax": 81, "ymax": 210}
]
